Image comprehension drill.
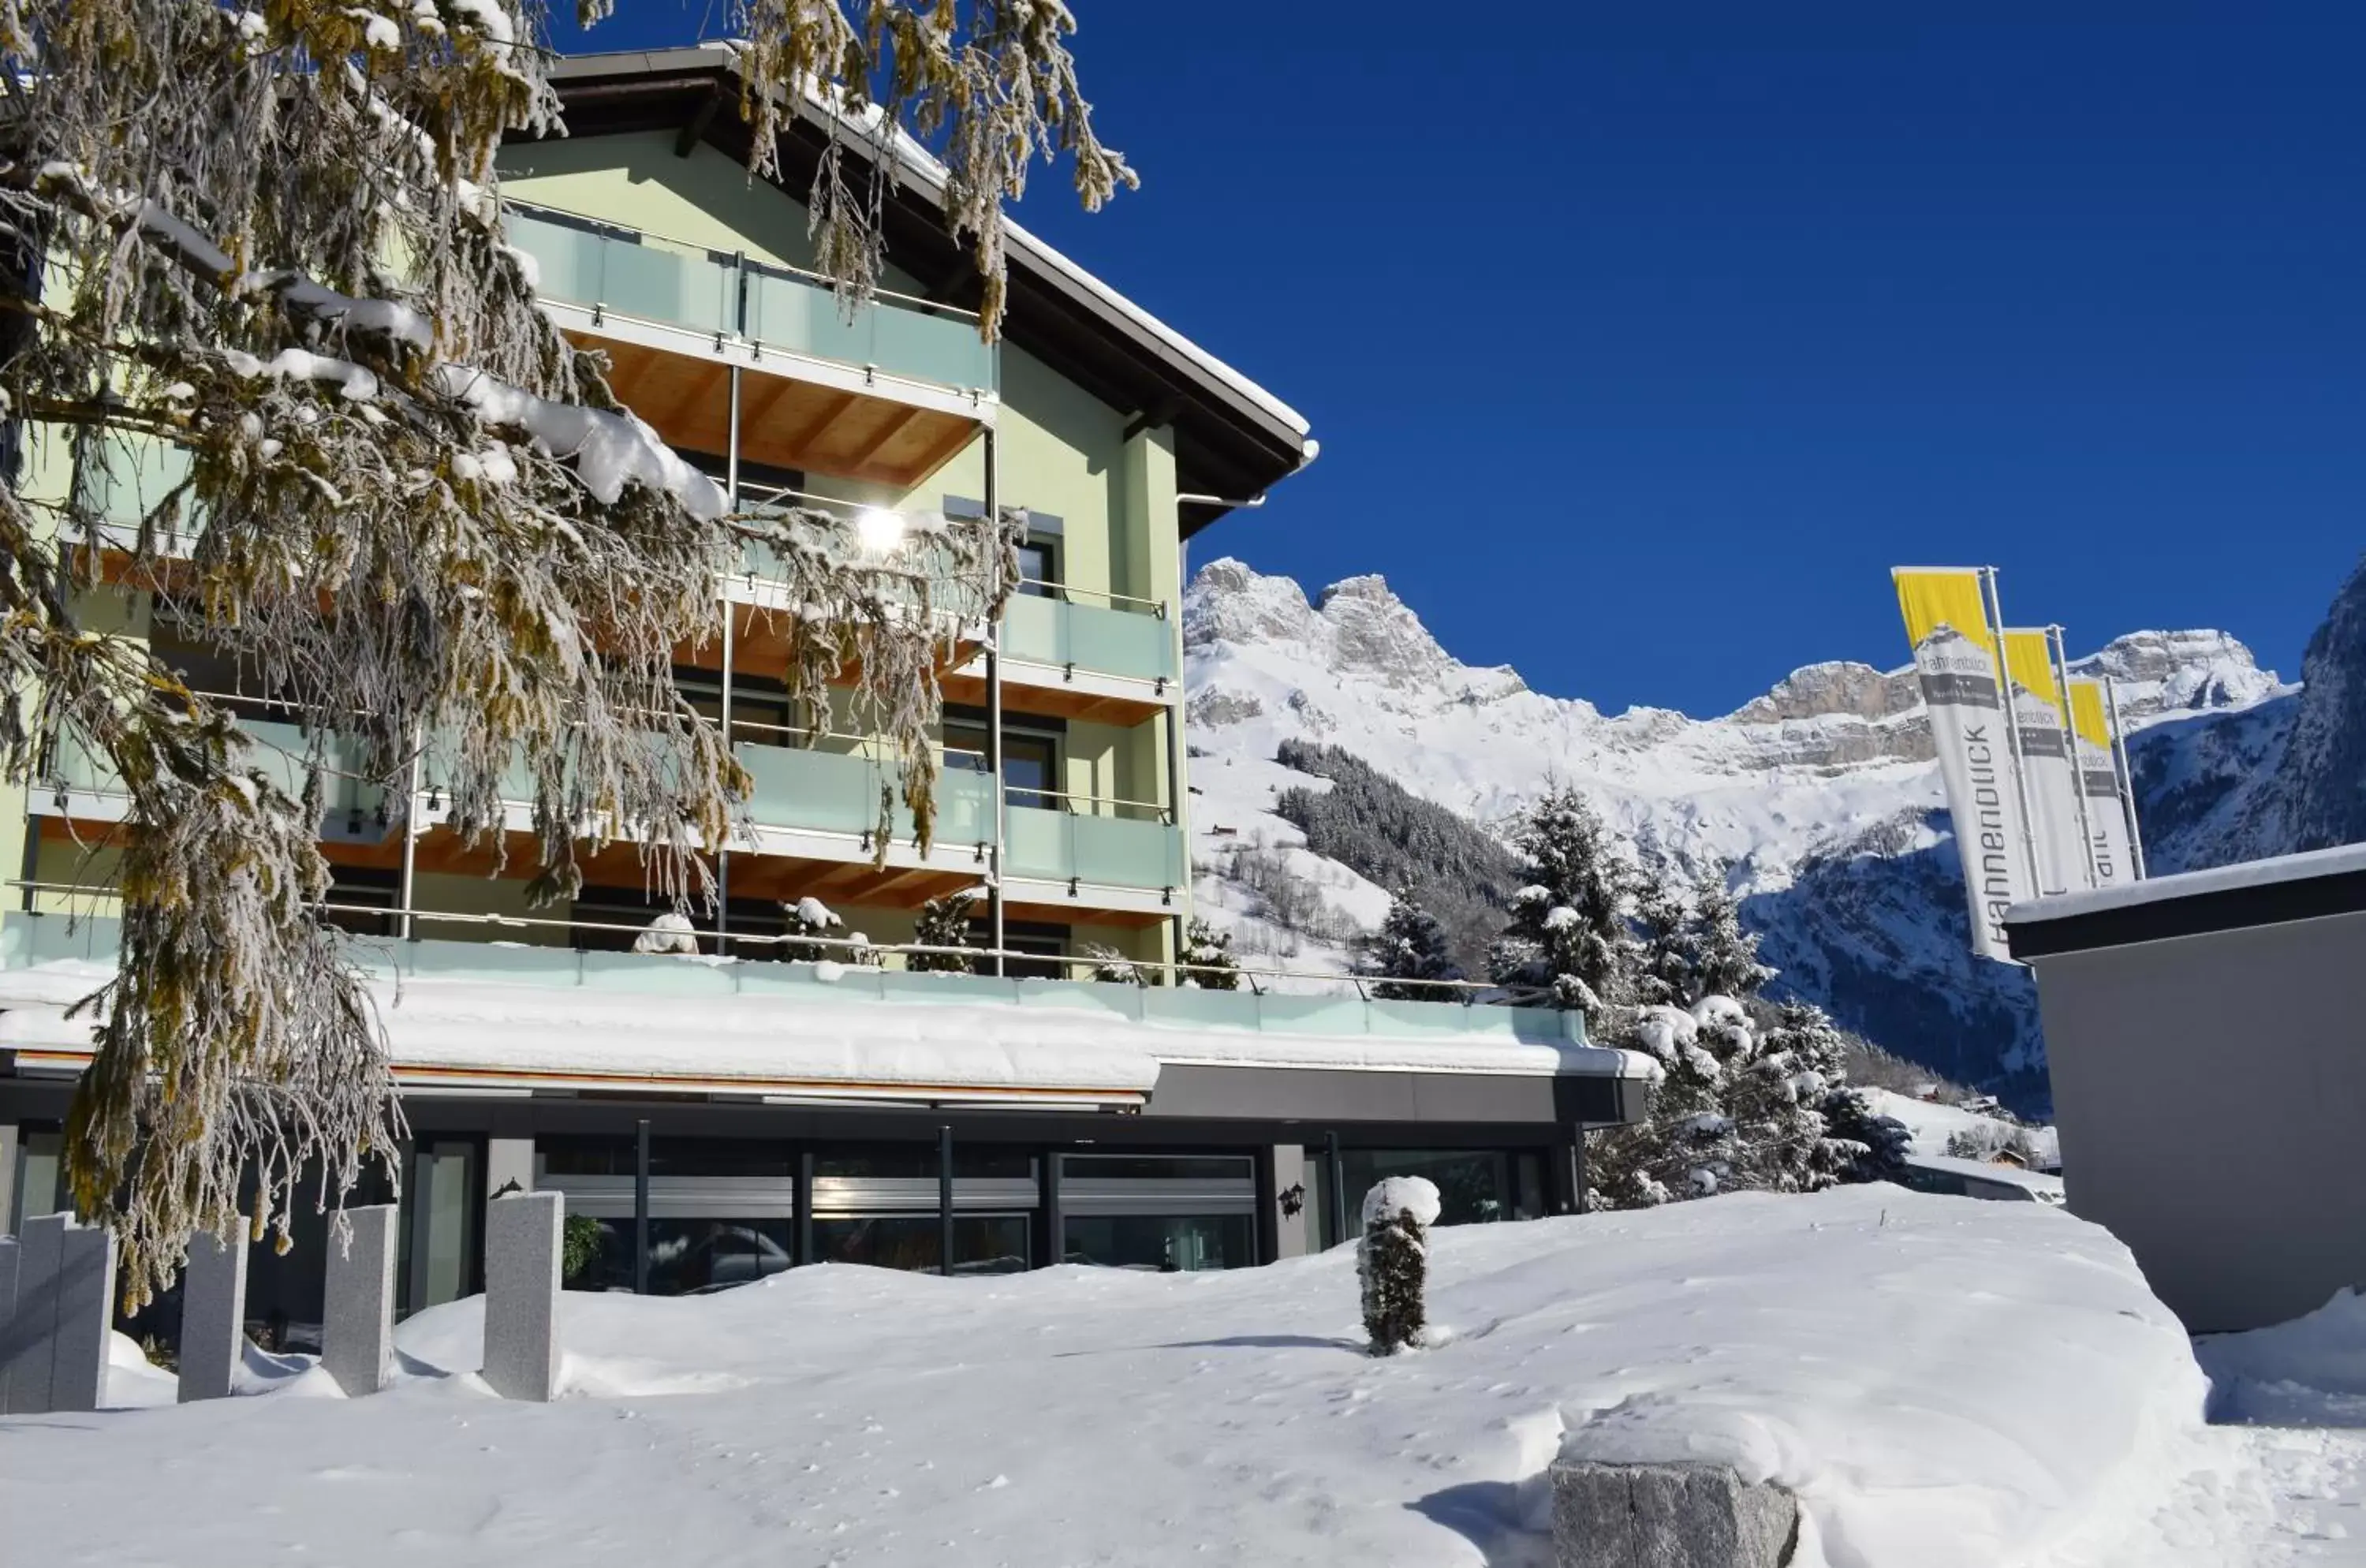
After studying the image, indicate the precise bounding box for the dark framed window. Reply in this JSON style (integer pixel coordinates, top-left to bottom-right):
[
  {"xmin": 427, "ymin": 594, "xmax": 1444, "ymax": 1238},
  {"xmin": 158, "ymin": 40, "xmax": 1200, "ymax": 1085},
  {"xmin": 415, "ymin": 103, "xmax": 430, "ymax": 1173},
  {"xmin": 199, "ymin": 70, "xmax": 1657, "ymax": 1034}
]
[
  {"xmin": 942, "ymin": 719, "xmax": 1058, "ymax": 811},
  {"xmin": 325, "ymin": 864, "xmax": 400, "ymax": 939},
  {"xmin": 1015, "ymin": 538, "xmax": 1058, "ymax": 597}
]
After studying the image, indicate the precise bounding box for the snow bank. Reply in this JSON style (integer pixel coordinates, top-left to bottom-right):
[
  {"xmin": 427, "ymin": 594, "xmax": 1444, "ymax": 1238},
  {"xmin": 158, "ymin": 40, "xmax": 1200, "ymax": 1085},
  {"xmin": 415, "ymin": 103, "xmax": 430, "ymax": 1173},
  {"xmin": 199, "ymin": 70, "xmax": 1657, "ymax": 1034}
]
[
  {"xmin": 6, "ymin": 1188, "xmax": 2223, "ymax": 1568},
  {"xmin": 2198, "ymin": 1287, "xmax": 2366, "ymax": 1428}
]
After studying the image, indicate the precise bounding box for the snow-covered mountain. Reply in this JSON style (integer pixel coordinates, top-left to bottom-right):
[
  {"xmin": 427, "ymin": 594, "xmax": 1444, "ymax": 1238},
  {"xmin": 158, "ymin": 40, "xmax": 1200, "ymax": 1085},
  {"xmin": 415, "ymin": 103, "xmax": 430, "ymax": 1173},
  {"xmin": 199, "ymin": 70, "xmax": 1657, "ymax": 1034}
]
[{"xmin": 1182, "ymin": 557, "xmax": 2304, "ymax": 1107}]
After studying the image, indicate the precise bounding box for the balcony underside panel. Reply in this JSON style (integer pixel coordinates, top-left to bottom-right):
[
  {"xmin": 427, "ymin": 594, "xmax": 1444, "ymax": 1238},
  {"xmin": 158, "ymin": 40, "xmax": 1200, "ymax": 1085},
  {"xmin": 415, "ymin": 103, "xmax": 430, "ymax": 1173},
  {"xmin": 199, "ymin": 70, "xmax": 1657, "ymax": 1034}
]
[{"xmin": 580, "ymin": 334, "xmax": 980, "ymax": 488}]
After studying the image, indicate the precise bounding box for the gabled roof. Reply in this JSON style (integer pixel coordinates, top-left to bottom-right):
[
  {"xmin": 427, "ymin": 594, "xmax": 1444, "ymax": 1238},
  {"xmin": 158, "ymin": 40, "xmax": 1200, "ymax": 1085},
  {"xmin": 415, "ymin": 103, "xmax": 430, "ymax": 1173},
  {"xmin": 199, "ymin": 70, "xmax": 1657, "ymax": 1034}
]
[{"xmin": 527, "ymin": 47, "xmax": 1316, "ymax": 534}]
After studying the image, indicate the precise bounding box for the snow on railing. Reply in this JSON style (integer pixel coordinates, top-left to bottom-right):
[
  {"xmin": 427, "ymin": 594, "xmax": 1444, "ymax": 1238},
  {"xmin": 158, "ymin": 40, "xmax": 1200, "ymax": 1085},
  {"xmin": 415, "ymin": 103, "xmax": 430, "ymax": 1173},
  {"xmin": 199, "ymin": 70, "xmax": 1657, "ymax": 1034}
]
[{"xmin": 4, "ymin": 881, "xmax": 1496, "ymax": 1003}]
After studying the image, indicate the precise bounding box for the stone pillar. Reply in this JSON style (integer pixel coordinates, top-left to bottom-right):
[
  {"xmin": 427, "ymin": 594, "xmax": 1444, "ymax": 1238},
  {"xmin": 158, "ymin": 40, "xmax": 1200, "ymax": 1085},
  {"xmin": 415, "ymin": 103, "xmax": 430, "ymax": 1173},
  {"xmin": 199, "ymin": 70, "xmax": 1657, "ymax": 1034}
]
[
  {"xmin": 2, "ymin": 1212, "xmax": 66, "ymax": 1415},
  {"xmin": 486, "ymin": 1137, "xmax": 534, "ymax": 1206},
  {"xmin": 0, "ymin": 1234, "xmax": 17, "ymax": 1413},
  {"xmin": 1551, "ymin": 1460, "xmax": 1799, "ymax": 1568},
  {"xmin": 47, "ymin": 1221, "xmax": 116, "ymax": 1413},
  {"xmin": 0, "ymin": 1122, "xmax": 19, "ymax": 1233},
  {"xmin": 322, "ymin": 1204, "xmax": 397, "ymax": 1398},
  {"xmin": 177, "ymin": 1230, "xmax": 249, "ymax": 1404},
  {"xmin": 1270, "ymin": 1144, "xmax": 1310, "ymax": 1260},
  {"xmin": 483, "ymin": 1191, "xmax": 562, "ymax": 1402}
]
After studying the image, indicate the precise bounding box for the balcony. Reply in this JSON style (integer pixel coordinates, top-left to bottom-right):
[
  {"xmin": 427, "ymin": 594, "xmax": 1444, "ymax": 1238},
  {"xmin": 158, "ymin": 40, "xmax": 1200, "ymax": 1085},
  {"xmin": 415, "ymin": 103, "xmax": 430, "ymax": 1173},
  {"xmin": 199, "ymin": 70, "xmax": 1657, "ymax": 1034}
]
[
  {"xmin": 504, "ymin": 203, "xmax": 993, "ymax": 487},
  {"xmin": 0, "ymin": 913, "xmax": 1590, "ymax": 1061},
  {"xmin": 37, "ymin": 712, "xmax": 388, "ymax": 834}
]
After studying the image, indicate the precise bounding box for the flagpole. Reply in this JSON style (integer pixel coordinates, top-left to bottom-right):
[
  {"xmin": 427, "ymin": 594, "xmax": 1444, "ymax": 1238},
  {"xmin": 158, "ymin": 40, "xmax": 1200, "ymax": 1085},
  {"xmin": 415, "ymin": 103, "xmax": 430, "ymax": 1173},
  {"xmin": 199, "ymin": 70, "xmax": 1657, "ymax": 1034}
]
[
  {"xmin": 2047, "ymin": 625, "xmax": 2101, "ymax": 889},
  {"xmin": 1980, "ymin": 567, "xmax": 2044, "ymax": 898},
  {"xmin": 2103, "ymin": 678, "xmax": 2148, "ymax": 880}
]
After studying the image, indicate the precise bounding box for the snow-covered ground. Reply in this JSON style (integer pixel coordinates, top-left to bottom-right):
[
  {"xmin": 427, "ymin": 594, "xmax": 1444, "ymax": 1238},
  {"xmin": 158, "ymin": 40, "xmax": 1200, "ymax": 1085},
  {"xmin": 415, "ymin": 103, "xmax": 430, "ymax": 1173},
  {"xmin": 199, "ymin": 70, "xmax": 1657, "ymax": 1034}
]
[{"xmin": 11, "ymin": 1186, "xmax": 2364, "ymax": 1567}]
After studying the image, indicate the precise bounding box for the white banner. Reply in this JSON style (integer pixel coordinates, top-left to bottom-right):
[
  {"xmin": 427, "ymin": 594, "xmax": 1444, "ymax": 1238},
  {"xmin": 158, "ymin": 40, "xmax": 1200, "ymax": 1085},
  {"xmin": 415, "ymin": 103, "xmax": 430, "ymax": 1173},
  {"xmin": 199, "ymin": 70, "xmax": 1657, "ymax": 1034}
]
[
  {"xmin": 2068, "ymin": 678, "xmax": 2138, "ymax": 888},
  {"xmin": 1894, "ymin": 569, "xmax": 2036, "ymax": 961},
  {"xmin": 2002, "ymin": 629, "xmax": 2093, "ymax": 896}
]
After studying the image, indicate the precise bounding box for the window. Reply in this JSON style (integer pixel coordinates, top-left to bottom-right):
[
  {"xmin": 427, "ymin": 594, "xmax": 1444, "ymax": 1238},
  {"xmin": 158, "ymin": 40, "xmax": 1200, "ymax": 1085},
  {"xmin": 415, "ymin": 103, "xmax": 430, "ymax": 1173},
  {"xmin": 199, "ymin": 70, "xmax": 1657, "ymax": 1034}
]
[
  {"xmin": 1062, "ymin": 1214, "xmax": 1252, "ymax": 1272},
  {"xmin": 569, "ymin": 1218, "xmax": 796, "ymax": 1295},
  {"xmin": 942, "ymin": 720, "xmax": 1060, "ymax": 811},
  {"xmin": 811, "ymin": 1215, "xmax": 1030, "ymax": 1276},
  {"xmin": 1311, "ymin": 1148, "xmax": 1546, "ymax": 1249},
  {"xmin": 1015, "ymin": 539, "xmax": 1057, "ymax": 597},
  {"xmin": 325, "ymin": 864, "xmax": 399, "ymax": 938}
]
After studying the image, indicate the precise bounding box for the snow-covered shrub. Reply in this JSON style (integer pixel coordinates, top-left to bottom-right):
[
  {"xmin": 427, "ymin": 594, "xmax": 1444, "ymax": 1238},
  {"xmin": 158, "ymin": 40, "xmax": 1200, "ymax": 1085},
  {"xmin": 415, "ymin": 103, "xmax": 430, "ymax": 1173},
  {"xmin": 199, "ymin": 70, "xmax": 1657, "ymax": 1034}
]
[
  {"xmin": 632, "ymin": 910, "xmax": 700, "ymax": 956},
  {"xmin": 1081, "ymin": 942, "xmax": 1145, "ymax": 986},
  {"xmin": 909, "ymin": 888, "xmax": 982, "ymax": 974},
  {"xmin": 781, "ymin": 896, "xmax": 846, "ymax": 963},
  {"xmin": 1359, "ymin": 1177, "xmax": 1439, "ymax": 1357},
  {"xmin": 1182, "ymin": 917, "xmax": 1241, "ymax": 990}
]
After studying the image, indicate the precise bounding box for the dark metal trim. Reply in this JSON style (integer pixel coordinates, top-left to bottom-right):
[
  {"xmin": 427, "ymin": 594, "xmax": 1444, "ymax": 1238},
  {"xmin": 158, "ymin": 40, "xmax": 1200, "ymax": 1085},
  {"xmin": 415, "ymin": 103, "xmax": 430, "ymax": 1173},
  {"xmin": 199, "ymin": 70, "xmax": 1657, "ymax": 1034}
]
[{"xmin": 2006, "ymin": 868, "xmax": 2366, "ymax": 959}]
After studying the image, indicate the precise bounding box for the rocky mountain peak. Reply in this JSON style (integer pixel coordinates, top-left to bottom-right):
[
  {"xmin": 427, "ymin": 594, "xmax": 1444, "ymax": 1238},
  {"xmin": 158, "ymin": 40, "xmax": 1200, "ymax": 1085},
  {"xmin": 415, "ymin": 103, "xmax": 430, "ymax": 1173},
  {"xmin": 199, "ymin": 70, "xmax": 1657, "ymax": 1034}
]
[
  {"xmin": 2070, "ymin": 629, "xmax": 2283, "ymax": 721},
  {"xmin": 1730, "ymin": 662, "xmax": 1923, "ymax": 725}
]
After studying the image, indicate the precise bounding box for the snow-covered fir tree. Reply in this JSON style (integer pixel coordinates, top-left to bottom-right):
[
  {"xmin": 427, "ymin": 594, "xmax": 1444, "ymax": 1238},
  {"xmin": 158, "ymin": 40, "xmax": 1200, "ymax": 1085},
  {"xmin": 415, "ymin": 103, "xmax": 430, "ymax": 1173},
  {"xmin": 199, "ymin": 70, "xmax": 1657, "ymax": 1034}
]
[
  {"xmin": 1686, "ymin": 867, "xmax": 1775, "ymax": 1002},
  {"xmin": 1358, "ymin": 1176, "xmax": 1439, "ymax": 1357},
  {"xmin": 1181, "ymin": 917, "xmax": 1241, "ymax": 990},
  {"xmin": 1486, "ymin": 788, "xmax": 1637, "ymax": 1025},
  {"xmin": 1358, "ymin": 887, "xmax": 1466, "ymax": 1002},
  {"xmin": 1081, "ymin": 943, "xmax": 1146, "ymax": 986},
  {"xmin": 909, "ymin": 888, "xmax": 983, "ymax": 974},
  {"xmin": 0, "ymin": 1, "xmax": 1132, "ymax": 1301},
  {"xmin": 1629, "ymin": 877, "xmax": 1696, "ymax": 1008}
]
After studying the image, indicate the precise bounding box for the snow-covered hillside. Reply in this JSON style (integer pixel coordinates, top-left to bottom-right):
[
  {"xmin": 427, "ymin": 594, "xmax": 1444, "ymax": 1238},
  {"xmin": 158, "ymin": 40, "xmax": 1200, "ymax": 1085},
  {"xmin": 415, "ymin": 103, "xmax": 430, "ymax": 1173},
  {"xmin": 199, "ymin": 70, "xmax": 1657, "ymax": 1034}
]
[{"xmin": 1183, "ymin": 558, "xmax": 2296, "ymax": 1102}]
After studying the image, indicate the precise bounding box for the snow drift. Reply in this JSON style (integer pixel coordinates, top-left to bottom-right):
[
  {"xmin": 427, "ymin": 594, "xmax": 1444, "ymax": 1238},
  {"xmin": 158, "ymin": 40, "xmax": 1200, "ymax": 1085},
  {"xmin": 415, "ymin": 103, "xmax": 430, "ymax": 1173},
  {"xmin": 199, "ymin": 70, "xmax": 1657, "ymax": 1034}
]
[{"xmin": 4, "ymin": 1187, "xmax": 2231, "ymax": 1568}]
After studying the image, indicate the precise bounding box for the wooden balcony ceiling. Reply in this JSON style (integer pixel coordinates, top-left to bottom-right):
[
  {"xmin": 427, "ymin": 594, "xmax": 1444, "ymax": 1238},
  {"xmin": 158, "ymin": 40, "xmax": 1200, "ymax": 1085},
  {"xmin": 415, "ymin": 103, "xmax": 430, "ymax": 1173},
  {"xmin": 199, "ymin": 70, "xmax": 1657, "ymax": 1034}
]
[
  {"xmin": 580, "ymin": 334, "xmax": 980, "ymax": 489},
  {"xmin": 939, "ymin": 668, "xmax": 1164, "ymax": 729},
  {"xmin": 674, "ymin": 603, "xmax": 986, "ymax": 684}
]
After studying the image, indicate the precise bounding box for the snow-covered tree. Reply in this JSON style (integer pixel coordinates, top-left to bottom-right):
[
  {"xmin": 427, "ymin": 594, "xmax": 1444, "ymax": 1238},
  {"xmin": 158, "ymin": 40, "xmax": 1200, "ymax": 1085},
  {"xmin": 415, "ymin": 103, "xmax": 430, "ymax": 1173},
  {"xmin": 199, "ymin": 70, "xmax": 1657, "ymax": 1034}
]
[
  {"xmin": 1487, "ymin": 788, "xmax": 1636, "ymax": 1023},
  {"xmin": 1181, "ymin": 917, "xmax": 1241, "ymax": 991},
  {"xmin": 1358, "ymin": 1176, "xmax": 1438, "ymax": 1357},
  {"xmin": 1629, "ymin": 877, "xmax": 1695, "ymax": 1008},
  {"xmin": 1, "ymin": 2, "xmax": 1126, "ymax": 1304},
  {"xmin": 909, "ymin": 888, "xmax": 983, "ymax": 974},
  {"xmin": 632, "ymin": 911, "xmax": 702, "ymax": 957},
  {"xmin": 1081, "ymin": 942, "xmax": 1145, "ymax": 986},
  {"xmin": 1686, "ymin": 867, "xmax": 1774, "ymax": 1002},
  {"xmin": 1357, "ymin": 887, "xmax": 1465, "ymax": 1002}
]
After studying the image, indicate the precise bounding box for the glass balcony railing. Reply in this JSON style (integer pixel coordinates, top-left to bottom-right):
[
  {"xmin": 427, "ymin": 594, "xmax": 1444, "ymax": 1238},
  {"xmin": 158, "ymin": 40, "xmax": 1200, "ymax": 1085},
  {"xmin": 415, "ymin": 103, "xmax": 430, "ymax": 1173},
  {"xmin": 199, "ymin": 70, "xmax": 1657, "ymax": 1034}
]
[
  {"xmin": 1000, "ymin": 592, "xmax": 1177, "ymax": 685},
  {"xmin": 505, "ymin": 204, "xmax": 997, "ymax": 397},
  {"xmin": 1004, "ymin": 801, "xmax": 1184, "ymax": 891},
  {"xmin": 734, "ymin": 741, "xmax": 996, "ymax": 848},
  {"xmin": 45, "ymin": 717, "xmax": 385, "ymax": 822},
  {"xmin": 0, "ymin": 914, "xmax": 1590, "ymax": 1049}
]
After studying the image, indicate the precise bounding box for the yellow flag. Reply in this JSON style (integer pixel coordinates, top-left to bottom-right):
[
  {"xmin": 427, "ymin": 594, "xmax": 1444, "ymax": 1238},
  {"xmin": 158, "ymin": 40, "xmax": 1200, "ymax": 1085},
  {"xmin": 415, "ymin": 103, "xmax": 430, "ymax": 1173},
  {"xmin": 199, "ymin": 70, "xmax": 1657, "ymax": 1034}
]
[
  {"xmin": 2001, "ymin": 629, "xmax": 2063, "ymax": 714},
  {"xmin": 2067, "ymin": 680, "xmax": 2112, "ymax": 751},
  {"xmin": 1894, "ymin": 568, "xmax": 1996, "ymax": 657}
]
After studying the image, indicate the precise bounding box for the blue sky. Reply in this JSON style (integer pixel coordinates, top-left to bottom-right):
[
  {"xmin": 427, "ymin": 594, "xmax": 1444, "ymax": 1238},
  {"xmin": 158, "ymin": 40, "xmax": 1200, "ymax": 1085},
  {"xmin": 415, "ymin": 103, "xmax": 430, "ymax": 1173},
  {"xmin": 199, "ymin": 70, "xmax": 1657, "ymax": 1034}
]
[{"xmin": 550, "ymin": 5, "xmax": 2364, "ymax": 715}]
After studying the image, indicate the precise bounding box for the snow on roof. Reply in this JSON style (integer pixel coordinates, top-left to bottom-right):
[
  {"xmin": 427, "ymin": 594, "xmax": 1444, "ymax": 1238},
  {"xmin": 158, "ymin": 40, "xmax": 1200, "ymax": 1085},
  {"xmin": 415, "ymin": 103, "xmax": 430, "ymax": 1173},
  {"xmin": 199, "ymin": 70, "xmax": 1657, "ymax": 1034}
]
[
  {"xmin": 1904, "ymin": 1152, "xmax": 2068, "ymax": 1199},
  {"xmin": 547, "ymin": 47, "xmax": 1312, "ymax": 450},
  {"xmin": 2007, "ymin": 840, "xmax": 2366, "ymax": 927},
  {"xmin": 0, "ymin": 951, "xmax": 1651, "ymax": 1099}
]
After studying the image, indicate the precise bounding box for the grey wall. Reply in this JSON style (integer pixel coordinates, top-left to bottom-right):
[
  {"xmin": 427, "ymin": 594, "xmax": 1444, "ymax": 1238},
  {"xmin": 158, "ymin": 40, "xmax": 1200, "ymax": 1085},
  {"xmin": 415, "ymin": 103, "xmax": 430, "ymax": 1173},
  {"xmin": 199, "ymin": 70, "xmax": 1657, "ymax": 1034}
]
[{"xmin": 2031, "ymin": 907, "xmax": 2366, "ymax": 1333}]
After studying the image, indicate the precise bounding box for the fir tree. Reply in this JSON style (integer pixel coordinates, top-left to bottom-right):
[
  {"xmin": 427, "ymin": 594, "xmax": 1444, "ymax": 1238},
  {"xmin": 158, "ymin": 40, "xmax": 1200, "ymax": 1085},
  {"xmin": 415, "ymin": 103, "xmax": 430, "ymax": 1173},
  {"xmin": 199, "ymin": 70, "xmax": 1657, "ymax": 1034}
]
[
  {"xmin": 1630, "ymin": 876, "xmax": 1695, "ymax": 1008},
  {"xmin": 1358, "ymin": 1177, "xmax": 1439, "ymax": 1356},
  {"xmin": 909, "ymin": 888, "xmax": 983, "ymax": 974},
  {"xmin": 1487, "ymin": 787, "xmax": 1638, "ymax": 1024},
  {"xmin": 1686, "ymin": 867, "xmax": 1774, "ymax": 1002},
  {"xmin": 1081, "ymin": 942, "xmax": 1146, "ymax": 986},
  {"xmin": 1181, "ymin": 917, "xmax": 1241, "ymax": 991},
  {"xmin": 0, "ymin": 2, "xmax": 1134, "ymax": 1303},
  {"xmin": 1358, "ymin": 887, "xmax": 1466, "ymax": 1002}
]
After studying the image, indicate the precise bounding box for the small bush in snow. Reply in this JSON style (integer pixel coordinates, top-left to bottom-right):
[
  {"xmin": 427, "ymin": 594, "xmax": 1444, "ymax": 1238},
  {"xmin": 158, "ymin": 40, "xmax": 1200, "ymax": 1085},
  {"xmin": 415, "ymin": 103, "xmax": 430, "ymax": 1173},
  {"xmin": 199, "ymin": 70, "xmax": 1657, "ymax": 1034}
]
[
  {"xmin": 780, "ymin": 896, "xmax": 845, "ymax": 963},
  {"xmin": 1081, "ymin": 942, "xmax": 1146, "ymax": 985},
  {"xmin": 909, "ymin": 889, "xmax": 982, "ymax": 974},
  {"xmin": 632, "ymin": 910, "xmax": 700, "ymax": 956},
  {"xmin": 1182, "ymin": 917, "xmax": 1241, "ymax": 990},
  {"xmin": 1360, "ymin": 1176, "xmax": 1440, "ymax": 1357}
]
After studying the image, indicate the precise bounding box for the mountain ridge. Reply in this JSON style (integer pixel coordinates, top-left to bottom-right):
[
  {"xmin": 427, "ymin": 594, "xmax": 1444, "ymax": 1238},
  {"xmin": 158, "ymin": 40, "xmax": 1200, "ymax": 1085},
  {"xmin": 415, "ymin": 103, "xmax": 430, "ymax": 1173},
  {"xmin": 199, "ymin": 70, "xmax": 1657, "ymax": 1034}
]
[{"xmin": 1181, "ymin": 554, "xmax": 2310, "ymax": 1107}]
